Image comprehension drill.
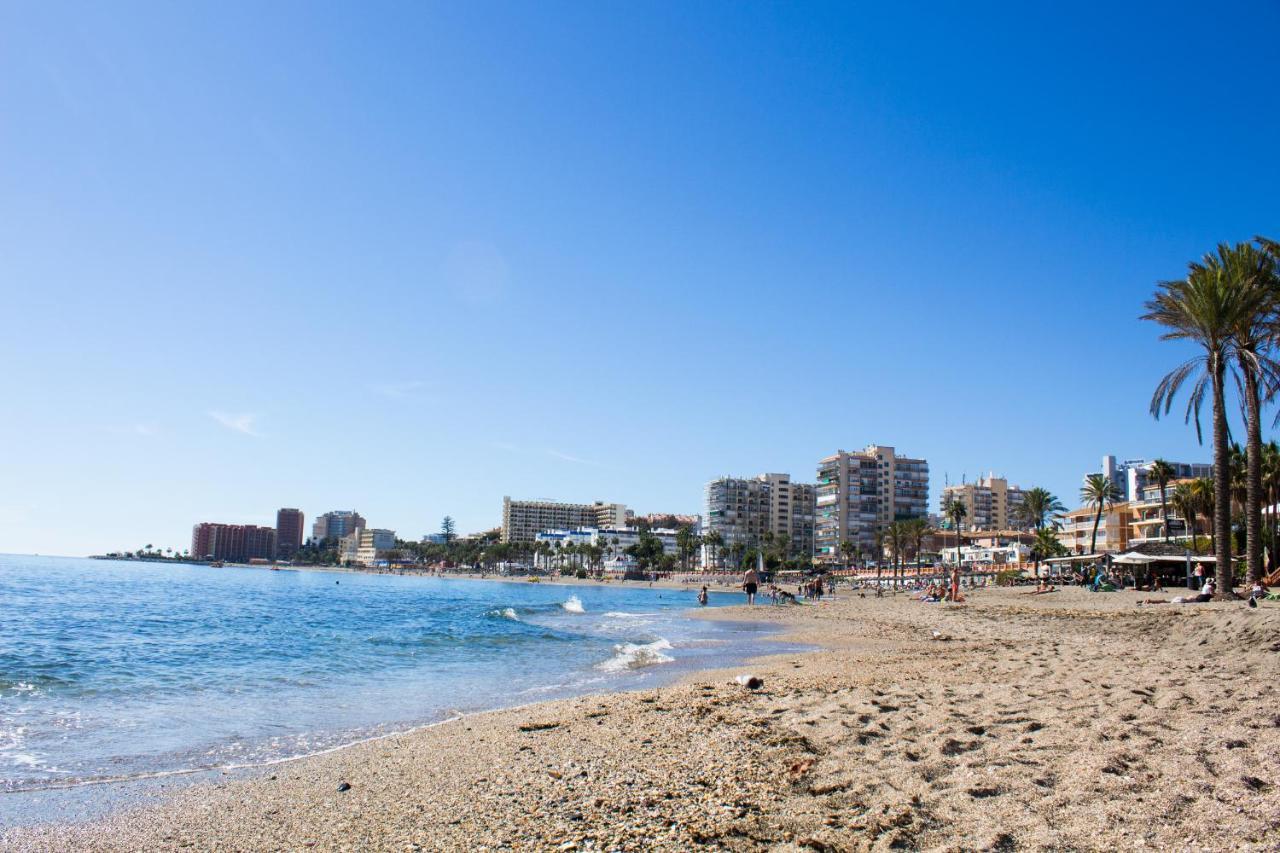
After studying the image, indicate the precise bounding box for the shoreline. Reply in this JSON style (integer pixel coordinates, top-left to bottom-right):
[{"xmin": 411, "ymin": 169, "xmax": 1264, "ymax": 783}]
[
  {"xmin": 6, "ymin": 588, "xmax": 1278, "ymax": 851},
  {"xmin": 0, "ymin": 586, "xmax": 789, "ymax": 832}
]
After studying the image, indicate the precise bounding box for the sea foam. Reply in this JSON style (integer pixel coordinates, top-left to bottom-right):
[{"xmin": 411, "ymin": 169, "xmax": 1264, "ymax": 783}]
[
  {"xmin": 561, "ymin": 595, "xmax": 585, "ymax": 614},
  {"xmin": 596, "ymin": 638, "xmax": 674, "ymax": 672}
]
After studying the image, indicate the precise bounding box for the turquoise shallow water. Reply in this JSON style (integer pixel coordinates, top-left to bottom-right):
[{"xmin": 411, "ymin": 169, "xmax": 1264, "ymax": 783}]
[{"xmin": 0, "ymin": 555, "xmax": 776, "ymax": 803}]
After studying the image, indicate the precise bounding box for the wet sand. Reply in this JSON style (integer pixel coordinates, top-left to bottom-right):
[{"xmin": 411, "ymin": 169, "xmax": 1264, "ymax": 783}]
[{"xmin": 6, "ymin": 587, "xmax": 1278, "ymax": 851}]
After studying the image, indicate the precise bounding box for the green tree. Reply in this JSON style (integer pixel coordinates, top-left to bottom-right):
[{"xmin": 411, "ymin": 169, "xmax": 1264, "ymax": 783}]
[
  {"xmin": 902, "ymin": 517, "xmax": 930, "ymax": 575},
  {"xmin": 1145, "ymin": 247, "xmax": 1276, "ymax": 595},
  {"xmin": 1147, "ymin": 459, "xmax": 1176, "ymax": 543},
  {"xmin": 1229, "ymin": 239, "xmax": 1280, "ymax": 586},
  {"xmin": 1030, "ymin": 526, "xmax": 1067, "ymax": 578},
  {"xmin": 942, "ymin": 497, "xmax": 967, "ymax": 566},
  {"xmin": 1018, "ymin": 487, "xmax": 1065, "ymax": 531},
  {"xmin": 1191, "ymin": 477, "xmax": 1216, "ymax": 554},
  {"xmin": 1171, "ymin": 481, "xmax": 1200, "ymax": 552},
  {"xmin": 441, "ymin": 516, "xmax": 456, "ymax": 545},
  {"xmin": 1079, "ymin": 474, "xmax": 1121, "ymax": 556}
]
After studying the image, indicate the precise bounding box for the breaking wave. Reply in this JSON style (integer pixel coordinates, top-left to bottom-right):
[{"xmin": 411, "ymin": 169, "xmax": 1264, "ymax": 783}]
[
  {"xmin": 561, "ymin": 596, "xmax": 585, "ymax": 614},
  {"xmin": 596, "ymin": 638, "xmax": 674, "ymax": 673}
]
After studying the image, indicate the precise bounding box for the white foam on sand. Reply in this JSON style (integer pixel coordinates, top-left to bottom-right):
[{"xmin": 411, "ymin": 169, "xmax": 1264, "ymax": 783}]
[{"xmin": 596, "ymin": 638, "xmax": 674, "ymax": 673}]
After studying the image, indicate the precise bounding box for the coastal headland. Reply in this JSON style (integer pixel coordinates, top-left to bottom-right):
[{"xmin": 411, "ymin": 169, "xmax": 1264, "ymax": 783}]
[{"xmin": 6, "ymin": 588, "xmax": 1277, "ymax": 851}]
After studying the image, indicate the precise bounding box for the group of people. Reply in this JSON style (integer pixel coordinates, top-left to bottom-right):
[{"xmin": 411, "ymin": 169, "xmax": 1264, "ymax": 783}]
[{"xmin": 735, "ymin": 568, "xmax": 835, "ymax": 605}]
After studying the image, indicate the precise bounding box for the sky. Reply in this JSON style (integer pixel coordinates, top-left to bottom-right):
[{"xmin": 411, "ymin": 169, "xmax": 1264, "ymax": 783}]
[{"xmin": 2, "ymin": 2, "xmax": 1279, "ymax": 556}]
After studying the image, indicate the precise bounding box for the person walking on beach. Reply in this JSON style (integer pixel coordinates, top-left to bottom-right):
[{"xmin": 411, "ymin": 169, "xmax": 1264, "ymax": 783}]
[{"xmin": 743, "ymin": 567, "xmax": 759, "ymax": 605}]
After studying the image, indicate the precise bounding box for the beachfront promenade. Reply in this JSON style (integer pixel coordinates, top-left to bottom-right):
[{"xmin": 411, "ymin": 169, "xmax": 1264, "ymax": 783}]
[{"xmin": 10, "ymin": 588, "xmax": 1277, "ymax": 852}]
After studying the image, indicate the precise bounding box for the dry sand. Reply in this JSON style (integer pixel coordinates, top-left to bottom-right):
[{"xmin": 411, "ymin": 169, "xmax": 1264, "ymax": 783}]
[{"xmin": 6, "ymin": 588, "xmax": 1278, "ymax": 851}]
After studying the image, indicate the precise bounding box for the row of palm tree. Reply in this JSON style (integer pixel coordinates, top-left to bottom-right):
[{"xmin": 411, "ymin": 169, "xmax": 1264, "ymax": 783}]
[{"xmin": 1144, "ymin": 236, "xmax": 1280, "ymax": 595}]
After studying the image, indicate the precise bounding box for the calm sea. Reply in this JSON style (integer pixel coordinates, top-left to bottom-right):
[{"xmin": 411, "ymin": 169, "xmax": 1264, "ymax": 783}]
[{"xmin": 0, "ymin": 555, "xmax": 778, "ymax": 820}]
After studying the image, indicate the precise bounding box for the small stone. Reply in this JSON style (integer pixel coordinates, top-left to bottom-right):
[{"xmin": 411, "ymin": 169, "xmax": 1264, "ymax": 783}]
[{"xmin": 336, "ymin": 781, "xmax": 352, "ymax": 792}]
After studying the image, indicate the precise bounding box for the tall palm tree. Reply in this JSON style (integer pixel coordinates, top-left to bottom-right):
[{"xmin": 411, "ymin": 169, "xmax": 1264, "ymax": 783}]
[
  {"xmin": 1264, "ymin": 440, "xmax": 1280, "ymax": 571},
  {"xmin": 1191, "ymin": 477, "xmax": 1216, "ymax": 554},
  {"xmin": 1221, "ymin": 241, "xmax": 1280, "ymax": 586},
  {"xmin": 838, "ymin": 539, "xmax": 855, "ymax": 572},
  {"xmin": 942, "ymin": 497, "xmax": 967, "ymax": 566},
  {"xmin": 1019, "ymin": 487, "xmax": 1065, "ymax": 531},
  {"xmin": 903, "ymin": 517, "xmax": 930, "ymax": 576},
  {"xmin": 1031, "ymin": 526, "xmax": 1066, "ymax": 579},
  {"xmin": 1171, "ymin": 481, "xmax": 1199, "ymax": 551},
  {"xmin": 1080, "ymin": 474, "xmax": 1121, "ymax": 556},
  {"xmin": 1145, "ymin": 460, "xmax": 1176, "ymax": 543},
  {"xmin": 1145, "ymin": 251, "xmax": 1274, "ymax": 596}
]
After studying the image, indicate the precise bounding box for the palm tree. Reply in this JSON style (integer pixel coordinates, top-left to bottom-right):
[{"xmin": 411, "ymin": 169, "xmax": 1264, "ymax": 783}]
[
  {"xmin": 838, "ymin": 539, "xmax": 855, "ymax": 572},
  {"xmin": 1080, "ymin": 474, "xmax": 1121, "ymax": 556},
  {"xmin": 1264, "ymin": 440, "xmax": 1280, "ymax": 571},
  {"xmin": 1018, "ymin": 487, "xmax": 1065, "ymax": 531},
  {"xmin": 1146, "ymin": 460, "xmax": 1176, "ymax": 543},
  {"xmin": 1191, "ymin": 477, "xmax": 1216, "ymax": 554},
  {"xmin": 1031, "ymin": 526, "xmax": 1066, "ymax": 579},
  {"xmin": 884, "ymin": 522, "xmax": 908, "ymax": 587},
  {"xmin": 942, "ymin": 497, "xmax": 967, "ymax": 566},
  {"xmin": 703, "ymin": 530, "xmax": 723, "ymax": 569},
  {"xmin": 1171, "ymin": 481, "xmax": 1199, "ymax": 552},
  {"xmin": 903, "ymin": 517, "xmax": 930, "ymax": 576},
  {"xmin": 1231, "ymin": 239, "xmax": 1280, "ymax": 585},
  {"xmin": 1144, "ymin": 251, "xmax": 1274, "ymax": 596}
]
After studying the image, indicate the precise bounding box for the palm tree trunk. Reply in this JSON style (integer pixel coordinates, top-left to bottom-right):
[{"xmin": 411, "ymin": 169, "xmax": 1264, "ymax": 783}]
[
  {"xmin": 1212, "ymin": 361, "xmax": 1235, "ymax": 596},
  {"xmin": 1245, "ymin": 370, "xmax": 1264, "ymax": 586},
  {"xmin": 1089, "ymin": 505, "xmax": 1102, "ymax": 555}
]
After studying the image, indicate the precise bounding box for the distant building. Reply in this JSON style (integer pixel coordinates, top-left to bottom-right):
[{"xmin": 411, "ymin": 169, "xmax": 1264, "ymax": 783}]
[
  {"xmin": 501, "ymin": 497, "xmax": 628, "ymax": 543},
  {"xmin": 1128, "ymin": 479, "xmax": 1207, "ymax": 546},
  {"xmin": 631, "ymin": 513, "xmax": 702, "ymax": 532},
  {"xmin": 940, "ymin": 475, "xmax": 1028, "ymax": 531},
  {"xmin": 275, "ymin": 508, "xmax": 305, "ymax": 559},
  {"xmin": 312, "ymin": 510, "xmax": 366, "ymax": 543},
  {"xmin": 1059, "ymin": 502, "xmax": 1133, "ymax": 554},
  {"xmin": 1095, "ymin": 456, "xmax": 1211, "ymax": 502},
  {"xmin": 703, "ymin": 473, "xmax": 815, "ymax": 565},
  {"xmin": 815, "ymin": 445, "xmax": 929, "ymax": 562},
  {"xmin": 535, "ymin": 526, "xmax": 680, "ymax": 563},
  {"xmin": 339, "ymin": 528, "xmax": 397, "ymax": 566},
  {"xmin": 191, "ymin": 523, "xmax": 277, "ymax": 563}
]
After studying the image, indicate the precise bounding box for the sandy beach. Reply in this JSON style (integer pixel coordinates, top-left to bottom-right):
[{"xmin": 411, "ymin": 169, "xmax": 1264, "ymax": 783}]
[{"xmin": 6, "ymin": 587, "xmax": 1278, "ymax": 852}]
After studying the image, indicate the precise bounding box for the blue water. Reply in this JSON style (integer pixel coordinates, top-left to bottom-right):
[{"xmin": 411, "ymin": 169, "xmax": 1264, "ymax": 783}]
[{"xmin": 0, "ymin": 555, "xmax": 773, "ymax": 803}]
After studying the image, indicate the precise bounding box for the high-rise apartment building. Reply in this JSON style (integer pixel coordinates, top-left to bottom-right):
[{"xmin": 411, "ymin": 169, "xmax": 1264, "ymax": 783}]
[
  {"xmin": 312, "ymin": 510, "xmax": 366, "ymax": 543},
  {"xmin": 814, "ymin": 445, "xmax": 929, "ymax": 562},
  {"xmin": 501, "ymin": 497, "xmax": 629, "ymax": 543},
  {"xmin": 703, "ymin": 473, "xmax": 817, "ymax": 561},
  {"xmin": 940, "ymin": 475, "xmax": 1027, "ymax": 531},
  {"xmin": 1095, "ymin": 456, "xmax": 1211, "ymax": 502},
  {"xmin": 191, "ymin": 523, "xmax": 278, "ymax": 563},
  {"xmin": 275, "ymin": 508, "xmax": 305, "ymax": 559}
]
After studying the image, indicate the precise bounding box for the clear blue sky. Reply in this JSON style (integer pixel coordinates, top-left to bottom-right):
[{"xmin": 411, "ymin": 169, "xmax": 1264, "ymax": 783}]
[{"xmin": 3, "ymin": 2, "xmax": 1278, "ymax": 555}]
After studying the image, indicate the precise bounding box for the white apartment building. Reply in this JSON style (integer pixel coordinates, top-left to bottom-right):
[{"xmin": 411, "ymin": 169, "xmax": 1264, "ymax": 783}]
[
  {"xmin": 703, "ymin": 472, "xmax": 816, "ymax": 565},
  {"xmin": 1097, "ymin": 456, "xmax": 1211, "ymax": 501},
  {"xmin": 339, "ymin": 528, "xmax": 397, "ymax": 566},
  {"xmin": 534, "ymin": 526, "xmax": 680, "ymax": 564},
  {"xmin": 501, "ymin": 497, "xmax": 628, "ymax": 543},
  {"xmin": 312, "ymin": 510, "xmax": 366, "ymax": 543},
  {"xmin": 940, "ymin": 474, "xmax": 1029, "ymax": 531},
  {"xmin": 814, "ymin": 445, "xmax": 929, "ymax": 563}
]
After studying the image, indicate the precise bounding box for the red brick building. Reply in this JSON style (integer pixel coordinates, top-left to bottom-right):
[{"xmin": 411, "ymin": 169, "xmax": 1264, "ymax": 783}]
[
  {"xmin": 191, "ymin": 523, "xmax": 278, "ymax": 562},
  {"xmin": 275, "ymin": 508, "xmax": 305, "ymax": 560}
]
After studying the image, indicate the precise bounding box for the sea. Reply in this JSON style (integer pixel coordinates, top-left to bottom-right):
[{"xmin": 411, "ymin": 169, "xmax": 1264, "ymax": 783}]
[{"xmin": 0, "ymin": 555, "xmax": 784, "ymax": 826}]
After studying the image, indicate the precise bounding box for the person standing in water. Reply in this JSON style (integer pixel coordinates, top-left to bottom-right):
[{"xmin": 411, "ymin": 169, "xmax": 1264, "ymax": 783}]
[
  {"xmin": 698, "ymin": 585, "xmax": 709, "ymax": 606},
  {"xmin": 743, "ymin": 567, "xmax": 759, "ymax": 605}
]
